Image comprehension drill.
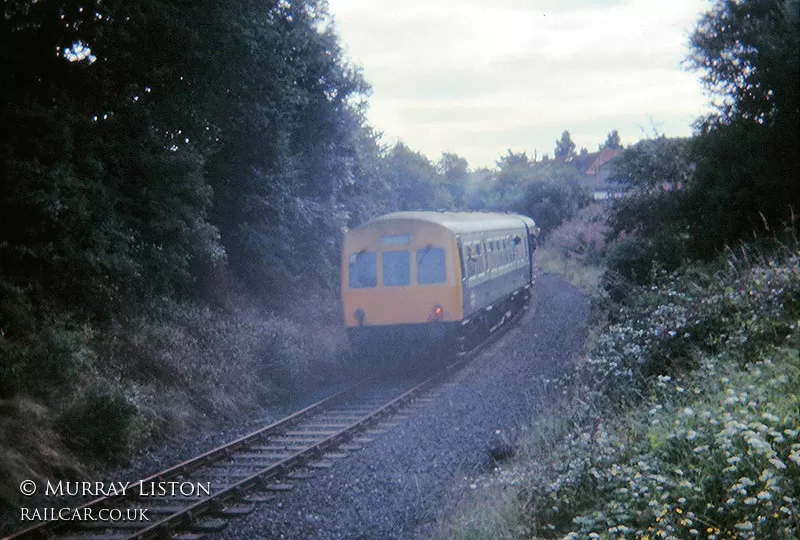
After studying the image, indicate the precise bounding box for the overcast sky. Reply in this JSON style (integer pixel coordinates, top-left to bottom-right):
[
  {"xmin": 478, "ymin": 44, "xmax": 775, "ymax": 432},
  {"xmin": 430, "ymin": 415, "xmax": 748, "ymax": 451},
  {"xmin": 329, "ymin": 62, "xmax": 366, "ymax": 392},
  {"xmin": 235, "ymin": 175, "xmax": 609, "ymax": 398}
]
[{"xmin": 327, "ymin": 0, "xmax": 712, "ymax": 169}]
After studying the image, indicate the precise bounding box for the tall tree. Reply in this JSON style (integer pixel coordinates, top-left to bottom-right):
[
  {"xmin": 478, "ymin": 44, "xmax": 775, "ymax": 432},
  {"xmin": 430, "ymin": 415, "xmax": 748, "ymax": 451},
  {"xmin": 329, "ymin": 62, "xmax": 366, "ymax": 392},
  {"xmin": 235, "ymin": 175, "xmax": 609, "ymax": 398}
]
[
  {"xmin": 1, "ymin": 0, "xmax": 222, "ymax": 317},
  {"xmin": 438, "ymin": 152, "xmax": 469, "ymax": 209},
  {"xmin": 685, "ymin": 0, "xmax": 800, "ymax": 250},
  {"xmin": 554, "ymin": 130, "xmax": 576, "ymax": 160},
  {"xmin": 384, "ymin": 143, "xmax": 453, "ymax": 212},
  {"xmin": 603, "ymin": 129, "xmax": 622, "ymax": 149}
]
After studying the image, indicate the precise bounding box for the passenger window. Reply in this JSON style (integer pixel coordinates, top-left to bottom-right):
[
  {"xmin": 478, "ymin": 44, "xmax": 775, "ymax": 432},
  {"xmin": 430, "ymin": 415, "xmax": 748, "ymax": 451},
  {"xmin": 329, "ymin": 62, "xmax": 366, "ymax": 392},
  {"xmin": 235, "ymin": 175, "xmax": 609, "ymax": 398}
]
[
  {"xmin": 348, "ymin": 252, "xmax": 377, "ymax": 288},
  {"xmin": 417, "ymin": 247, "xmax": 446, "ymax": 284},
  {"xmin": 465, "ymin": 245, "xmax": 475, "ymax": 276},
  {"xmin": 383, "ymin": 251, "xmax": 410, "ymax": 286}
]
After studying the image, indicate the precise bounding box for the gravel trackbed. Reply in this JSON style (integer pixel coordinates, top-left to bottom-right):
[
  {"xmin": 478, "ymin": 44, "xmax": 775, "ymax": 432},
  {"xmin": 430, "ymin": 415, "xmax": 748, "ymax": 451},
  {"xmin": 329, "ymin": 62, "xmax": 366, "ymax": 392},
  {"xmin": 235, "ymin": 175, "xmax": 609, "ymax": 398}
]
[{"xmin": 220, "ymin": 272, "xmax": 589, "ymax": 539}]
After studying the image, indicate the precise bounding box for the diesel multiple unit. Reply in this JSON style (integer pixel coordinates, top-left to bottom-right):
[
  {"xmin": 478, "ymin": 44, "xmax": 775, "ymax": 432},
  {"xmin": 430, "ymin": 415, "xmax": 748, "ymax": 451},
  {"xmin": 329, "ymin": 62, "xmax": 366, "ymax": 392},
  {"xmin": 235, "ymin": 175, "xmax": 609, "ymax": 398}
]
[{"xmin": 341, "ymin": 211, "xmax": 538, "ymax": 350}]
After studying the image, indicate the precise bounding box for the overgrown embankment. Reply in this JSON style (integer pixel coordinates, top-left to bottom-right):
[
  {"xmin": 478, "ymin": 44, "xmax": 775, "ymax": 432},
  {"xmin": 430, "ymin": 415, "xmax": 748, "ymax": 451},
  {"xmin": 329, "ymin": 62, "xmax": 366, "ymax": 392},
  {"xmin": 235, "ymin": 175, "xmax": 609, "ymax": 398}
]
[
  {"xmin": 0, "ymin": 291, "xmax": 347, "ymax": 510},
  {"xmin": 442, "ymin": 244, "xmax": 800, "ymax": 539}
]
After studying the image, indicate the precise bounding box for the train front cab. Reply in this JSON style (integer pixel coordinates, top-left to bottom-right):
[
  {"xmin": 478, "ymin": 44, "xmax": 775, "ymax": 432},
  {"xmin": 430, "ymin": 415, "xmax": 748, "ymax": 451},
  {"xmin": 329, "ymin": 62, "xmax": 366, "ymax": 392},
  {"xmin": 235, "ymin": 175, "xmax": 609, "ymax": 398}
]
[{"xmin": 341, "ymin": 218, "xmax": 463, "ymax": 354}]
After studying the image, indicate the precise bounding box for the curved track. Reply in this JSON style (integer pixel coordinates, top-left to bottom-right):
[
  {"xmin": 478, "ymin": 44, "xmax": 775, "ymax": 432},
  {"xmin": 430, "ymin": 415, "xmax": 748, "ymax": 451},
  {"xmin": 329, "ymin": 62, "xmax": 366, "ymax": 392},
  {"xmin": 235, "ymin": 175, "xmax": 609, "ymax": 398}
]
[{"xmin": 4, "ymin": 303, "xmax": 526, "ymax": 540}]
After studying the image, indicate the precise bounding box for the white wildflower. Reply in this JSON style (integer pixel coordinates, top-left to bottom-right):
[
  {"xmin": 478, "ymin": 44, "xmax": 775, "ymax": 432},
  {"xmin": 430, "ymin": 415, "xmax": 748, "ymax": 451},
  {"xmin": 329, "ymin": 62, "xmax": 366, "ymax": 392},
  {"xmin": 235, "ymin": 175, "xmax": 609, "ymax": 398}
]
[{"xmin": 769, "ymin": 457, "xmax": 787, "ymax": 470}]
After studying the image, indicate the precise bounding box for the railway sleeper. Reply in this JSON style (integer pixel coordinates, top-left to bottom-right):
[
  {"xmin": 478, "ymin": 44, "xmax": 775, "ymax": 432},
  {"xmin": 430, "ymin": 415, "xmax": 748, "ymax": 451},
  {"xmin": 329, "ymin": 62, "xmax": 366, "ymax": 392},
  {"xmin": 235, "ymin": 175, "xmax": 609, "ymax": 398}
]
[
  {"xmin": 287, "ymin": 470, "xmax": 315, "ymax": 480},
  {"xmin": 234, "ymin": 451, "xmax": 295, "ymax": 459},
  {"xmin": 283, "ymin": 429, "xmax": 343, "ymax": 437},
  {"xmin": 264, "ymin": 483, "xmax": 295, "ymax": 491},
  {"xmin": 338, "ymin": 443, "xmax": 363, "ymax": 451},
  {"xmin": 75, "ymin": 521, "xmax": 149, "ymax": 530},
  {"xmin": 241, "ymin": 492, "xmax": 276, "ymax": 503},
  {"xmin": 146, "ymin": 505, "xmax": 197, "ymax": 515},
  {"xmin": 190, "ymin": 518, "xmax": 229, "ymax": 533},
  {"xmin": 269, "ymin": 436, "xmax": 326, "ymax": 444},
  {"xmin": 172, "ymin": 534, "xmax": 207, "ymax": 540},
  {"xmin": 214, "ymin": 504, "xmax": 255, "ymax": 518},
  {"xmin": 307, "ymin": 460, "xmax": 335, "ymax": 469},
  {"xmin": 59, "ymin": 535, "xmax": 129, "ymax": 540},
  {"xmin": 247, "ymin": 445, "xmax": 306, "ymax": 452}
]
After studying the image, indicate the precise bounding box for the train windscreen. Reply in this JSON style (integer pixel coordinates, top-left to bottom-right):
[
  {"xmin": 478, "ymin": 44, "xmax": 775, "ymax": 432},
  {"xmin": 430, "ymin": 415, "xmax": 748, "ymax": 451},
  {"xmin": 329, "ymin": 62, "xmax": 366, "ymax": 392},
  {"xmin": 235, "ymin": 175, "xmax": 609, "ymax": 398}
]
[
  {"xmin": 348, "ymin": 252, "xmax": 377, "ymax": 288},
  {"xmin": 416, "ymin": 247, "xmax": 445, "ymax": 284}
]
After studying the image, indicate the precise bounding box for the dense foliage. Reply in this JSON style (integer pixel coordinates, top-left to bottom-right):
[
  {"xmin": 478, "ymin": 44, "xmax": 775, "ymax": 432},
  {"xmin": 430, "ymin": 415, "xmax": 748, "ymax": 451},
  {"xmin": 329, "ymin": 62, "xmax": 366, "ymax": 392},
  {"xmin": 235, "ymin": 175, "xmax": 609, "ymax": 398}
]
[
  {"xmin": 466, "ymin": 150, "xmax": 592, "ymax": 235},
  {"xmin": 0, "ymin": 0, "xmax": 475, "ymax": 501},
  {"xmin": 524, "ymin": 248, "xmax": 800, "ymax": 539},
  {"xmin": 606, "ymin": 0, "xmax": 800, "ymax": 285},
  {"xmin": 443, "ymin": 2, "xmax": 800, "ymax": 538}
]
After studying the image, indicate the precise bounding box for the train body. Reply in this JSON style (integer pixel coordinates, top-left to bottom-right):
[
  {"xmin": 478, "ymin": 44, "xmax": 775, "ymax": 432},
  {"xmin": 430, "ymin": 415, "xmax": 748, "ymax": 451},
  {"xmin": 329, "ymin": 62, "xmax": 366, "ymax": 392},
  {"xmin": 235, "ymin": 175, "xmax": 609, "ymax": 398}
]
[{"xmin": 341, "ymin": 211, "xmax": 538, "ymax": 351}]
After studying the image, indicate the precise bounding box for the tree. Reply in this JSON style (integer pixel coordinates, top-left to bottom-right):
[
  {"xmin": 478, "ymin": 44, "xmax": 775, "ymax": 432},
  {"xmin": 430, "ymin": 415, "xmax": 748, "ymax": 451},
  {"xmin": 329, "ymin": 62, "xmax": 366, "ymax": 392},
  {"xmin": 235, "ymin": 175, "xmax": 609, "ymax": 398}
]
[
  {"xmin": 688, "ymin": 0, "xmax": 800, "ymax": 128},
  {"xmin": 496, "ymin": 149, "xmax": 532, "ymax": 170},
  {"xmin": 603, "ymin": 129, "xmax": 621, "ymax": 149},
  {"xmin": 1, "ymin": 0, "xmax": 223, "ymax": 317},
  {"xmin": 384, "ymin": 143, "xmax": 453, "ymax": 211},
  {"xmin": 685, "ymin": 0, "xmax": 800, "ymax": 250},
  {"xmin": 519, "ymin": 166, "xmax": 591, "ymax": 235},
  {"xmin": 438, "ymin": 152, "xmax": 469, "ymax": 209},
  {"xmin": 554, "ymin": 130, "xmax": 576, "ymax": 160},
  {"xmin": 605, "ymin": 137, "xmax": 693, "ymax": 282}
]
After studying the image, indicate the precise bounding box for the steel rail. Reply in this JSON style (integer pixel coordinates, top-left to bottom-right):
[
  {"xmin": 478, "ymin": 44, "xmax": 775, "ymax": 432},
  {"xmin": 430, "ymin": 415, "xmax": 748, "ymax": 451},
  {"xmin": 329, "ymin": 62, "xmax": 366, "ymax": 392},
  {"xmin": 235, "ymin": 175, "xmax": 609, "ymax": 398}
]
[
  {"xmin": 3, "ymin": 298, "xmax": 528, "ymax": 540},
  {"xmin": 3, "ymin": 384, "xmax": 363, "ymax": 540},
  {"xmin": 130, "ymin": 371, "xmax": 448, "ymax": 540}
]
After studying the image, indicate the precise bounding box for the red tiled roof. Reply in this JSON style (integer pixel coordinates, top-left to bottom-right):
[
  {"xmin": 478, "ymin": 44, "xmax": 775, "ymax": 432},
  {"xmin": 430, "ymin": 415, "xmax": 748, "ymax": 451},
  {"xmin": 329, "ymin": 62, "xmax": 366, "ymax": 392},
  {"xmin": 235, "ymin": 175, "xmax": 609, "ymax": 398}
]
[{"xmin": 585, "ymin": 147, "xmax": 623, "ymax": 175}]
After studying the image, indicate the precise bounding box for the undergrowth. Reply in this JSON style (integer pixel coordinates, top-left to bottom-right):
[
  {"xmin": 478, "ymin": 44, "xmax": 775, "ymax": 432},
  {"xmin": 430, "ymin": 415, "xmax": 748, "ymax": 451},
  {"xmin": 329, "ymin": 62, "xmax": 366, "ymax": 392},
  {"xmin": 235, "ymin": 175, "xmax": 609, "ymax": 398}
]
[
  {"xmin": 440, "ymin": 244, "xmax": 800, "ymax": 539},
  {"xmin": 534, "ymin": 203, "xmax": 608, "ymax": 296},
  {"xmin": 0, "ymin": 292, "xmax": 346, "ymax": 510}
]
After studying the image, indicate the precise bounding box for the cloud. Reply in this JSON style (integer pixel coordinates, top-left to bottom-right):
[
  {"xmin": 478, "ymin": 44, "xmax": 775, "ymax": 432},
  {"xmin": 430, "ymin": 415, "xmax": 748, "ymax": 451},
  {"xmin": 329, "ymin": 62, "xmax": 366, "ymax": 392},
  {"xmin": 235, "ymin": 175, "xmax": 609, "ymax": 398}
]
[{"xmin": 329, "ymin": 0, "xmax": 711, "ymax": 168}]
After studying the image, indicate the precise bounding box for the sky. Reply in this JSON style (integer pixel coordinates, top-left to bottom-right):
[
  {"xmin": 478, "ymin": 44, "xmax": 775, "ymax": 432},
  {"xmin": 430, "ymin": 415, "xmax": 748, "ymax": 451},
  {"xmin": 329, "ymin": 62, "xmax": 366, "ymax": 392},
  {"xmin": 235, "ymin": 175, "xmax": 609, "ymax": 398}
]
[{"xmin": 326, "ymin": 0, "xmax": 713, "ymax": 169}]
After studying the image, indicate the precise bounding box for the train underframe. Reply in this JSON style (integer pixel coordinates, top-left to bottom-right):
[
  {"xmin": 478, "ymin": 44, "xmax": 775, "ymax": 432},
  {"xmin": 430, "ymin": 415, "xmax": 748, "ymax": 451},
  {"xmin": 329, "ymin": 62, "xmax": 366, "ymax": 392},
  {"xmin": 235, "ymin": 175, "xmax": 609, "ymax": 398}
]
[
  {"xmin": 346, "ymin": 284, "xmax": 532, "ymax": 366},
  {"xmin": 457, "ymin": 284, "xmax": 532, "ymax": 352}
]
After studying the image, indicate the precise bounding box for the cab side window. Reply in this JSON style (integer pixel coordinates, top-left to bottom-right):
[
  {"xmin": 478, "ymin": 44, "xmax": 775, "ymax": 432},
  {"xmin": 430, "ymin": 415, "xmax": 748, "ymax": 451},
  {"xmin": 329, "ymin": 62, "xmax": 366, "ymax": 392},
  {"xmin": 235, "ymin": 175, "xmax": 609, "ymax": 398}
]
[
  {"xmin": 348, "ymin": 252, "xmax": 377, "ymax": 288},
  {"xmin": 416, "ymin": 247, "xmax": 446, "ymax": 284},
  {"xmin": 383, "ymin": 250, "xmax": 410, "ymax": 286}
]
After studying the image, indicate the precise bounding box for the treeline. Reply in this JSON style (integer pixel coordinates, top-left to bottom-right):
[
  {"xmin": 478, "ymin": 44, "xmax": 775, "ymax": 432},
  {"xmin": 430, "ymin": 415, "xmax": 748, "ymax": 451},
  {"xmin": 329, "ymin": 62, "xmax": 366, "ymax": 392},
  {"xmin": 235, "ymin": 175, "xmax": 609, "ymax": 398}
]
[
  {"xmin": 1, "ymin": 4, "xmax": 468, "ymax": 360},
  {"xmin": 0, "ymin": 0, "xmax": 596, "ymax": 484},
  {"xmin": 0, "ymin": 0, "xmax": 495, "ymax": 499},
  {"xmin": 604, "ymin": 0, "xmax": 800, "ymax": 287},
  {"xmin": 0, "ymin": 0, "xmax": 601, "ymax": 360}
]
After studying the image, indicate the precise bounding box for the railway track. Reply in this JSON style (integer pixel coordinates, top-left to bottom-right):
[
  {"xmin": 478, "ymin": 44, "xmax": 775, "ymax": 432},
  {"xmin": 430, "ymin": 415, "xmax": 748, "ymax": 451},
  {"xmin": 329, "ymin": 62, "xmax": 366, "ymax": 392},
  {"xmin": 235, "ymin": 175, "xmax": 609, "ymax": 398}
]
[
  {"xmin": 4, "ymin": 366, "xmax": 462, "ymax": 540},
  {"xmin": 4, "ymin": 303, "xmax": 527, "ymax": 540}
]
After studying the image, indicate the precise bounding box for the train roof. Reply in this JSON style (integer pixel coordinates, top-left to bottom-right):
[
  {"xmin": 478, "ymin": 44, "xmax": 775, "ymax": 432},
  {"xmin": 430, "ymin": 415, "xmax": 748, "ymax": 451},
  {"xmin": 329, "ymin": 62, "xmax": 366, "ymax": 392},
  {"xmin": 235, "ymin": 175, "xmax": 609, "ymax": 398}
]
[{"xmin": 353, "ymin": 211, "xmax": 536, "ymax": 235}]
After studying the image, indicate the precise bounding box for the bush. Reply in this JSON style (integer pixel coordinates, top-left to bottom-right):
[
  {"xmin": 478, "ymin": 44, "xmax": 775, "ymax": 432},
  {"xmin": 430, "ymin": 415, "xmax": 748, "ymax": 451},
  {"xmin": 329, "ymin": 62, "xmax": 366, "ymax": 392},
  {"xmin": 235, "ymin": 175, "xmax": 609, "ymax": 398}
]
[
  {"xmin": 534, "ymin": 204, "xmax": 608, "ymax": 296},
  {"xmin": 58, "ymin": 383, "xmax": 147, "ymax": 462},
  {"xmin": 442, "ymin": 243, "xmax": 800, "ymax": 540},
  {"xmin": 0, "ymin": 316, "xmax": 96, "ymax": 400}
]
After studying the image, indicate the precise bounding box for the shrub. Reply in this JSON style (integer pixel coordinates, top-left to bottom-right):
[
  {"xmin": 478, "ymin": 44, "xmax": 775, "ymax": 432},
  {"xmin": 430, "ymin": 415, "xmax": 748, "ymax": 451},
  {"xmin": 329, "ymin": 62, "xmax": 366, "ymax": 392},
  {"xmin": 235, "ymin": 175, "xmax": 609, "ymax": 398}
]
[
  {"xmin": 58, "ymin": 382, "xmax": 150, "ymax": 463},
  {"xmin": 0, "ymin": 316, "xmax": 96, "ymax": 400},
  {"xmin": 443, "ymin": 244, "xmax": 800, "ymax": 540},
  {"xmin": 546, "ymin": 203, "xmax": 610, "ymax": 265}
]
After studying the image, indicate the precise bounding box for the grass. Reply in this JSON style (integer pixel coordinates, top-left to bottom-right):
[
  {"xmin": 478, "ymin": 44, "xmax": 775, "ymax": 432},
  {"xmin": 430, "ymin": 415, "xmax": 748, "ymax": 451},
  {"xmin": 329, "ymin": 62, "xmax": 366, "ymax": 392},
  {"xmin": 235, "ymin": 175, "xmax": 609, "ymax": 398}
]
[
  {"xmin": 441, "ymin": 242, "xmax": 800, "ymax": 539},
  {"xmin": 534, "ymin": 245, "xmax": 604, "ymax": 295}
]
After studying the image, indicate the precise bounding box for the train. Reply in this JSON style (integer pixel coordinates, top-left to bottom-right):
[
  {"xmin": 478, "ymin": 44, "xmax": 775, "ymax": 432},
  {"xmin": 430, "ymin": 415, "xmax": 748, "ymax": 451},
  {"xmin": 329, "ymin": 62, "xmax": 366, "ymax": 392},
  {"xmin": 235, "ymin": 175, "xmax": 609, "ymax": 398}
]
[{"xmin": 340, "ymin": 211, "xmax": 538, "ymax": 354}]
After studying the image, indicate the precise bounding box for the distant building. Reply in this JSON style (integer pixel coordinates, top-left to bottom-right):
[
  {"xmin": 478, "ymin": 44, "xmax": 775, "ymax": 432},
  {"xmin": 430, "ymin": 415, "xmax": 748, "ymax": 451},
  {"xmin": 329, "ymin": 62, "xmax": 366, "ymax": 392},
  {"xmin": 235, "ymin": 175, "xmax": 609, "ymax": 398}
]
[{"xmin": 581, "ymin": 147, "xmax": 624, "ymax": 200}]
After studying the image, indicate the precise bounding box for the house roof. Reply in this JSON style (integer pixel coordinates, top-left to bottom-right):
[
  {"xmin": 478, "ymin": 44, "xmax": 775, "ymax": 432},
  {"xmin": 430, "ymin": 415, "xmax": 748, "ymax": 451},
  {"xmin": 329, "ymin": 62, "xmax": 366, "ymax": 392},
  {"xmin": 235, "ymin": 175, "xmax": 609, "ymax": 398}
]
[{"xmin": 585, "ymin": 147, "xmax": 623, "ymax": 175}]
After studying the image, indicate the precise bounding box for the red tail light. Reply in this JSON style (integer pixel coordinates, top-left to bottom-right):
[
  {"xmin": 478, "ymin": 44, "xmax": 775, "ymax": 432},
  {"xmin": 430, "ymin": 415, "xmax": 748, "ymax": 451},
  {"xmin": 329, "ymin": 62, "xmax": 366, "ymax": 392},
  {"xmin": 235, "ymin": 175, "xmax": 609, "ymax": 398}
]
[{"xmin": 430, "ymin": 304, "xmax": 444, "ymax": 321}]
